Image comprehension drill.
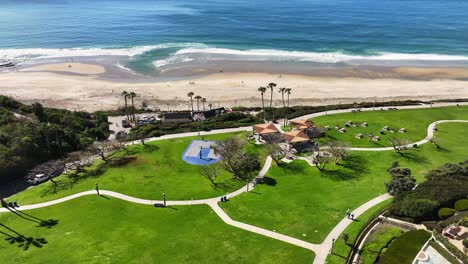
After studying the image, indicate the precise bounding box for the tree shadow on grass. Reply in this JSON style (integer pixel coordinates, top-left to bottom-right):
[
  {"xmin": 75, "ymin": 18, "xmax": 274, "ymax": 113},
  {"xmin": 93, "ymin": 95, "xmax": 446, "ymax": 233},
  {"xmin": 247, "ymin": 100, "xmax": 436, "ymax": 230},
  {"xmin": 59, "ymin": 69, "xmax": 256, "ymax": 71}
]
[
  {"xmin": 0, "ymin": 224, "xmax": 48, "ymax": 250},
  {"xmin": 5, "ymin": 208, "xmax": 59, "ymax": 229},
  {"xmin": 280, "ymin": 161, "xmax": 307, "ymax": 175},
  {"xmin": 325, "ymin": 155, "xmax": 369, "ymax": 181},
  {"xmin": 398, "ymin": 151, "xmax": 429, "ymax": 165}
]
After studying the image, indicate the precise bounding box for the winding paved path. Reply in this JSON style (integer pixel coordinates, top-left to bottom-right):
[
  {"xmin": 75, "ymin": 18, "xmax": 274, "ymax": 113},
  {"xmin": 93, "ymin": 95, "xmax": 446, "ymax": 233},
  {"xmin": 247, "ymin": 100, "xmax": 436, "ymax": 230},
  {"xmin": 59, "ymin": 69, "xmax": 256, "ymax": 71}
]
[{"xmin": 2, "ymin": 103, "xmax": 467, "ymax": 264}]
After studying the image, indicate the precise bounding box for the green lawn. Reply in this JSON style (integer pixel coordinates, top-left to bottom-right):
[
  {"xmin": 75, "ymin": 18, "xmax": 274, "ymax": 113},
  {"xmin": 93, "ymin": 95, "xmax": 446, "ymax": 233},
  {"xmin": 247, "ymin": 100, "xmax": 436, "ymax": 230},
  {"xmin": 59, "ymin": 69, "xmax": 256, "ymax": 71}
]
[
  {"xmin": 10, "ymin": 132, "xmax": 266, "ymax": 204},
  {"xmin": 220, "ymin": 123, "xmax": 468, "ymax": 244},
  {"xmin": 359, "ymin": 226, "xmax": 403, "ymax": 264},
  {"xmin": 378, "ymin": 230, "xmax": 431, "ymax": 264},
  {"xmin": 0, "ymin": 196, "xmax": 313, "ymax": 264},
  {"xmin": 312, "ymin": 106, "xmax": 468, "ymax": 147},
  {"xmin": 325, "ymin": 200, "xmax": 392, "ymax": 264}
]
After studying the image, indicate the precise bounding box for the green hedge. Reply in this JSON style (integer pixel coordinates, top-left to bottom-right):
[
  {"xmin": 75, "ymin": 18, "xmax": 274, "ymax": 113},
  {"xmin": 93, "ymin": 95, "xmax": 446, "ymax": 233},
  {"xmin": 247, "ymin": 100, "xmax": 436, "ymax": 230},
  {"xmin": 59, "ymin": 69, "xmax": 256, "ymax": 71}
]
[
  {"xmin": 438, "ymin": 208, "xmax": 457, "ymax": 219},
  {"xmin": 433, "ymin": 231, "xmax": 468, "ymax": 264},
  {"xmin": 454, "ymin": 199, "xmax": 468, "ymax": 211}
]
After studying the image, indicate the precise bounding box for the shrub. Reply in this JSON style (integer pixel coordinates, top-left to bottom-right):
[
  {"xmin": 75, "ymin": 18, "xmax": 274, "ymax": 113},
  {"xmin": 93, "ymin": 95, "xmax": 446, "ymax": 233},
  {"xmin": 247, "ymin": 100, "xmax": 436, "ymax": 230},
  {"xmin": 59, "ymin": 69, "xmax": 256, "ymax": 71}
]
[
  {"xmin": 391, "ymin": 199, "xmax": 438, "ymax": 220},
  {"xmin": 438, "ymin": 208, "xmax": 456, "ymax": 219},
  {"xmin": 463, "ymin": 239, "xmax": 468, "ymax": 248},
  {"xmin": 454, "ymin": 199, "xmax": 468, "ymax": 211}
]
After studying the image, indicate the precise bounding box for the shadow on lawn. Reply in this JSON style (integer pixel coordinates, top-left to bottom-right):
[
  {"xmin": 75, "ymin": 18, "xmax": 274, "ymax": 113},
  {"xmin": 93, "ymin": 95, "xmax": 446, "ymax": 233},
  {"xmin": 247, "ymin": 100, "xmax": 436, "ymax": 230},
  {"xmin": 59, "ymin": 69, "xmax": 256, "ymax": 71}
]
[
  {"xmin": 0, "ymin": 223, "xmax": 48, "ymax": 250},
  {"xmin": 5, "ymin": 207, "xmax": 59, "ymax": 229},
  {"xmin": 398, "ymin": 150, "xmax": 429, "ymax": 164},
  {"xmin": 259, "ymin": 177, "xmax": 277, "ymax": 186},
  {"xmin": 325, "ymin": 155, "xmax": 369, "ymax": 181}
]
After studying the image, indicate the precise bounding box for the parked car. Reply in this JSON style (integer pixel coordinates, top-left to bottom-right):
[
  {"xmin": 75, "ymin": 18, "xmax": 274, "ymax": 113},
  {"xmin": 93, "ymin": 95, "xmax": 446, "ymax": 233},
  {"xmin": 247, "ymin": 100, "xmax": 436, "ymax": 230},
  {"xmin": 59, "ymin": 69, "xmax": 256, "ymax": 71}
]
[{"xmin": 27, "ymin": 174, "xmax": 49, "ymax": 185}]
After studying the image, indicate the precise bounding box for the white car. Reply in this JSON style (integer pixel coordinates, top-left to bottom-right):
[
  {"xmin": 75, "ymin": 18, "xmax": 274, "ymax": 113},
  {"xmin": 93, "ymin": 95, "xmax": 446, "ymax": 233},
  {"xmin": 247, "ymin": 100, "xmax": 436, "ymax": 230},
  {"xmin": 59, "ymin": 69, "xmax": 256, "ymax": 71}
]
[{"xmin": 28, "ymin": 174, "xmax": 49, "ymax": 185}]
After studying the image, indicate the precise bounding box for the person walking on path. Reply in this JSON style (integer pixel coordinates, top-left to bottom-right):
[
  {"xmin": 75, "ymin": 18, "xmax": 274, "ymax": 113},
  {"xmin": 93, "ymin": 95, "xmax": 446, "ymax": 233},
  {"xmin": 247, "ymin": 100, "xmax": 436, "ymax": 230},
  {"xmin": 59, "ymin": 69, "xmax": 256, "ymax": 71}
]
[{"xmin": 95, "ymin": 182, "xmax": 100, "ymax": 195}]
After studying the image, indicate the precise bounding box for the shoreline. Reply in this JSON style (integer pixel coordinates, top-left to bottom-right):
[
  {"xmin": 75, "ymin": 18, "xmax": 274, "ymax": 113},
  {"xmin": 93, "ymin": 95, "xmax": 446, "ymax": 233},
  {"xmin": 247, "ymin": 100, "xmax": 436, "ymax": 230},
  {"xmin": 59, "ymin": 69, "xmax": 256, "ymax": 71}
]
[{"xmin": 0, "ymin": 60, "xmax": 468, "ymax": 112}]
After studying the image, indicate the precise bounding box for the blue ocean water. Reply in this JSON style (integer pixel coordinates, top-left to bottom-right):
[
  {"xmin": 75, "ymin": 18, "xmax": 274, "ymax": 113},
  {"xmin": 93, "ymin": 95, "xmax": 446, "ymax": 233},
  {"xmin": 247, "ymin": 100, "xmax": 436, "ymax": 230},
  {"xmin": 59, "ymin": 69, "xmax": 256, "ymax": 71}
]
[{"xmin": 1, "ymin": 0, "xmax": 468, "ymax": 74}]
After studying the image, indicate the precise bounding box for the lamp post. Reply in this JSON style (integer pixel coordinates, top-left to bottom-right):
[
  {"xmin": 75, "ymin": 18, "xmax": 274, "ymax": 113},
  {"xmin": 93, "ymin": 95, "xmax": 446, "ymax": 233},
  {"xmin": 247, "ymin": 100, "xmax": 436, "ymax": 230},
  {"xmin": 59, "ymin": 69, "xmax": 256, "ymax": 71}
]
[
  {"xmin": 330, "ymin": 238, "xmax": 335, "ymax": 253},
  {"xmin": 373, "ymin": 100, "xmax": 376, "ymax": 111},
  {"xmin": 163, "ymin": 193, "xmax": 166, "ymax": 207},
  {"xmin": 246, "ymin": 179, "xmax": 249, "ymax": 192}
]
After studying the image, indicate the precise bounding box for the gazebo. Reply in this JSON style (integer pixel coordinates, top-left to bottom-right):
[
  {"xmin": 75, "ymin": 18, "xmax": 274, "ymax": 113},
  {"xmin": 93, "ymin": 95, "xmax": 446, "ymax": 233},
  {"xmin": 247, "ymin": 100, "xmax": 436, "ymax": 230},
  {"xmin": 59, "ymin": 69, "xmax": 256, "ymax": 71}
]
[
  {"xmin": 282, "ymin": 130, "xmax": 311, "ymax": 152},
  {"xmin": 252, "ymin": 123, "xmax": 281, "ymax": 143},
  {"xmin": 290, "ymin": 119, "xmax": 316, "ymax": 131}
]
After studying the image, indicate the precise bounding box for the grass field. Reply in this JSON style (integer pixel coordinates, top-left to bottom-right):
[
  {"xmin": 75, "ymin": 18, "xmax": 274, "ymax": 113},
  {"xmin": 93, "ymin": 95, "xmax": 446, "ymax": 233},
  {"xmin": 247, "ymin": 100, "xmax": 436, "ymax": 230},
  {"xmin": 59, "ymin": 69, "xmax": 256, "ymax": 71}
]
[
  {"xmin": 0, "ymin": 196, "xmax": 313, "ymax": 264},
  {"xmin": 312, "ymin": 106, "xmax": 468, "ymax": 147},
  {"xmin": 378, "ymin": 230, "xmax": 430, "ymax": 264},
  {"xmin": 10, "ymin": 132, "xmax": 267, "ymax": 204},
  {"xmin": 359, "ymin": 225, "xmax": 403, "ymax": 264},
  {"xmin": 325, "ymin": 200, "xmax": 392, "ymax": 264},
  {"xmin": 220, "ymin": 122, "xmax": 468, "ymax": 244}
]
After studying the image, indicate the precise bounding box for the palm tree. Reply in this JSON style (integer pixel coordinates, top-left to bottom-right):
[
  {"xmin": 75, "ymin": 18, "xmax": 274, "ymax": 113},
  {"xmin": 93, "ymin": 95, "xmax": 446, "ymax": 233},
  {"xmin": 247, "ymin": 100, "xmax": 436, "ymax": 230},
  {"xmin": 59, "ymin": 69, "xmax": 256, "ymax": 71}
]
[
  {"xmin": 201, "ymin": 98, "xmax": 207, "ymax": 111},
  {"xmin": 194, "ymin": 95, "xmax": 202, "ymax": 111},
  {"xmin": 267, "ymin": 82, "xmax": 277, "ymax": 110},
  {"xmin": 121, "ymin": 91, "xmax": 129, "ymax": 120},
  {"xmin": 130, "ymin": 92, "xmax": 136, "ymax": 121},
  {"xmin": 258, "ymin": 86, "xmax": 267, "ymax": 121},
  {"xmin": 208, "ymin": 103, "xmax": 213, "ymax": 110},
  {"xmin": 278, "ymin": 87, "xmax": 287, "ymax": 126},
  {"xmin": 285, "ymin": 88, "xmax": 292, "ymax": 125},
  {"xmin": 187, "ymin": 92, "xmax": 194, "ymax": 112}
]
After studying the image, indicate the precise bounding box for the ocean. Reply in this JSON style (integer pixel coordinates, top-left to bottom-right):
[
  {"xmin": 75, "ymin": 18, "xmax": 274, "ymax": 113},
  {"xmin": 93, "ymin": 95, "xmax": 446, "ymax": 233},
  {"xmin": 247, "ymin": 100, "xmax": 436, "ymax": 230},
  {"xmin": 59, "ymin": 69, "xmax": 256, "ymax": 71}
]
[{"xmin": 1, "ymin": 0, "xmax": 468, "ymax": 76}]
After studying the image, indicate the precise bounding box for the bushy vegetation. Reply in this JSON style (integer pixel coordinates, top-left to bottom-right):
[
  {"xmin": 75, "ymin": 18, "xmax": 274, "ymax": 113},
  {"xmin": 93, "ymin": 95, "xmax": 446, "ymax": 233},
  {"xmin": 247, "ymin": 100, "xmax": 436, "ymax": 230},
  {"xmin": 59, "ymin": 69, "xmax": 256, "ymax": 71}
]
[
  {"xmin": 129, "ymin": 112, "xmax": 261, "ymax": 139},
  {"xmin": 359, "ymin": 226, "xmax": 403, "ymax": 264},
  {"xmin": 0, "ymin": 96, "xmax": 109, "ymax": 182},
  {"xmin": 390, "ymin": 160, "xmax": 468, "ymax": 221},
  {"xmin": 454, "ymin": 199, "xmax": 468, "ymax": 211},
  {"xmin": 438, "ymin": 208, "xmax": 457, "ymax": 219},
  {"xmin": 378, "ymin": 230, "xmax": 431, "ymax": 264}
]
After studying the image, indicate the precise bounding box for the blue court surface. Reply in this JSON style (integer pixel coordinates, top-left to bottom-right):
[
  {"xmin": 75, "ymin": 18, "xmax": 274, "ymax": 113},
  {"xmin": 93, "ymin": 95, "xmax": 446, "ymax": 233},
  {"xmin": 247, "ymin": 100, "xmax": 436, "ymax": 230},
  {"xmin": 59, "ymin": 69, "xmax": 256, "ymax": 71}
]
[{"xmin": 182, "ymin": 140, "xmax": 221, "ymax": 166}]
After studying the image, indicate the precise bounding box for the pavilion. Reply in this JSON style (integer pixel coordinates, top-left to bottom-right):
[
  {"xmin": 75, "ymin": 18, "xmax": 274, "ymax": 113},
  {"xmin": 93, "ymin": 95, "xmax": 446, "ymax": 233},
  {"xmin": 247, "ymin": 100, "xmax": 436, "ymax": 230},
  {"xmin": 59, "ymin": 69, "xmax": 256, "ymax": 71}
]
[
  {"xmin": 282, "ymin": 130, "xmax": 311, "ymax": 152},
  {"xmin": 252, "ymin": 123, "xmax": 281, "ymax": 143},
  {"xmin": 290, "ymin": 119, "xmax": 316, "ymax": 131}
]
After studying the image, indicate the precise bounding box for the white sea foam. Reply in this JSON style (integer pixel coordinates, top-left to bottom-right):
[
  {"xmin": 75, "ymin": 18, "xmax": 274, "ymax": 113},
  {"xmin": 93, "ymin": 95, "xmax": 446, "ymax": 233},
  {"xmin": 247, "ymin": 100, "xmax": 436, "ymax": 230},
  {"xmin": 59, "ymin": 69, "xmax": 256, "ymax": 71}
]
[
  {"xmin": 0, "ymin": 43, "xmax": 207, "ymax": 61},
  {"xmin": 175, "ymin": 48, "xmax": 468, "ymax": 63}
]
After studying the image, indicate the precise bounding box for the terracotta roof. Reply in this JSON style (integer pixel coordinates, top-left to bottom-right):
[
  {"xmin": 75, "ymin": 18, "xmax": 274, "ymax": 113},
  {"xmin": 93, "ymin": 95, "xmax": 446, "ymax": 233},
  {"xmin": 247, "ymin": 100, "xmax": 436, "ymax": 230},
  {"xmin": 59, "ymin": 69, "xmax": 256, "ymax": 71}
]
[
  {"xmin": 283, "ymin": 130, "xmax": 310, "ymax": 143},
  {"xmin": 253, "ymin": 123, "xmax": 280, "ymax": 134},
  {"xmin": 290, "ymin": 119, "xmax": 316, "ymax": 129}
]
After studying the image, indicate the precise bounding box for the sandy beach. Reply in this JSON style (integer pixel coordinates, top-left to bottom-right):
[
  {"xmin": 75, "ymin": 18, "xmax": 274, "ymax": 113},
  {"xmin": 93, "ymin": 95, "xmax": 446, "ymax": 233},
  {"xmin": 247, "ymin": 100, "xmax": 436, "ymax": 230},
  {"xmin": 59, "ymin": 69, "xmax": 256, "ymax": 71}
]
[{"xmin": 0, "ymin": 62, "xmax": 467, "ymax": 112}]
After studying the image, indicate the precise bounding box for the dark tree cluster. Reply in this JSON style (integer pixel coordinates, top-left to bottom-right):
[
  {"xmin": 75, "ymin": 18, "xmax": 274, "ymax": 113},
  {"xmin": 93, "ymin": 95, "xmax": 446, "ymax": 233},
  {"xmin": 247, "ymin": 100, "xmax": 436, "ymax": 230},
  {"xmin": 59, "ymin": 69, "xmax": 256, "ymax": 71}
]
[
  {"xmin": 389, "ymin": 160, "xmax": 468, "ymax": 221},
  {"xmin": 0, "ymin": 96, "xmax": 109, "ymax": 183}
]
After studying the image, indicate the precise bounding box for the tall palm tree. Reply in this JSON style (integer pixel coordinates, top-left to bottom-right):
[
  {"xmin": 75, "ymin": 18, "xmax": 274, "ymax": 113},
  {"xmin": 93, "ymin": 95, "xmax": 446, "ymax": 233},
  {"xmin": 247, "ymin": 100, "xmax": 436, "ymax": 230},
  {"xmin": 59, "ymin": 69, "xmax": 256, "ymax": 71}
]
[
  {"xmin": 187, "ymin": 92, "xmax": 194, "ymax": 112},
  {"xmin": 267, "ymin": 82, "xmax": 276, "ymax": 110},
  {"xmin": 130, "ymin": 92, "xmax": 136, "ymax": 121},
  {"xmin": 258, "ymin": 86, "xmax": 267, "ymax": 121},
  {"xmin": 194, "ymin": 95, "xmax": 202, "ymax": 111},
  {"xmin": 208, "ymin": 103, "xmax": 213, "ymax": 110},
  {"xmin": 285, "ymin": 88, "xmax": 292, "ymax": 125},
  {"xmin": 278, "ymin": 87, "xmax": 287, "ymax": 126},
  {"xmin": 201, "ymin": 98, "xmax": 207, "ymax": 111},
  {"xmin": 121, "ymin": 91, "xmax": 129, "ymax": 120}
]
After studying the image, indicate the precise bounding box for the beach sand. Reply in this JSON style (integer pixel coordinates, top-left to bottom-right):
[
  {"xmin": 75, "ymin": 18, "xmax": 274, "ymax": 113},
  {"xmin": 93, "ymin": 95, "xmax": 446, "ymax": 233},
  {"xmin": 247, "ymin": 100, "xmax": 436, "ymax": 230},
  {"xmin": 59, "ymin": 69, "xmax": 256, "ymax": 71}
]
[
  {"xmin": 21, "ymin": 63, "xmax": 106, "ymax": 75},
  {"xmin": 0, "ymin": 63, "xmax": 467, "ymax": 112}
]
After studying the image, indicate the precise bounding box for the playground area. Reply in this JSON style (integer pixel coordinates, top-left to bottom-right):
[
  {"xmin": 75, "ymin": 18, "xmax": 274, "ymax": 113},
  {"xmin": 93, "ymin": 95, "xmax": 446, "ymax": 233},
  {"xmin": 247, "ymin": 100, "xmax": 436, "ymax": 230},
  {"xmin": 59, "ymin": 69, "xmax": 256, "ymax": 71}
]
[{"xmin": 182, "ymin": 140, "xmax": 221, "ymax": 165}]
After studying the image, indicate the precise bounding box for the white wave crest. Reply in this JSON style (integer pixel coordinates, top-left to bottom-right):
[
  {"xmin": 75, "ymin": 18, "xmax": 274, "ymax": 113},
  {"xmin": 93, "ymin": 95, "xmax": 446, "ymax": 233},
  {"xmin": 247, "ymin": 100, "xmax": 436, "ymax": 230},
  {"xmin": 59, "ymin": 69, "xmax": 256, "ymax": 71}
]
[
  {"xmin": 175, "ymin": 48, "xmax": 468, "ymax": 63},
  {"xmin": 0, "ymin": 43, "xmax": 207, "ymax": 61}
]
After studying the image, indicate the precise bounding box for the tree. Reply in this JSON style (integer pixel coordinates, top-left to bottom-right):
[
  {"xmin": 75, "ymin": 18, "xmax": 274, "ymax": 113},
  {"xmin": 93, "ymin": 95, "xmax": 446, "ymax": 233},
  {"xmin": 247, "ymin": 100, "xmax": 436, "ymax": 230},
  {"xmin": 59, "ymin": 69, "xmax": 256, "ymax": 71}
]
[
  {"xmin": 342, "ymin": 233, "xmax": 349, "ymax": 245},
  {"xmin": 194, "ymin": 95, "xmax": 202, "ymax": 111},
  {"xmin": 267, "ymin": 143, "xmax": 284, "ymax": 166},
  {"xmin": 201, "ymin": 98, "xmax": 207, "ymax": 111},
  {"xmin": 201, "ymin": 165, "xmax": 219, "ymax": 186},
  {"xmin": 87, "ymin": 141, "xmax": 120, "ymax": 163},
  {"xmin": 327, "ymin": 141, "xmax": 350, "ymax": 165},
  {"xmin": 313, "ymin": 154, "xmax": 330, "ymax": 173},
  {"xmin": 385, "ymin": 166, "xmax": 416, "ymax": 197},
  {"xmin": 278, "ymin": 87, "xmax": 287, "ymax": 126},
  {"xmin": 32, "ymin": 102, "xmax": 46, "ymax": 123},
  {"xmin": 211, "ymin": 136, "xmax": 260, "ymax": 179},
  {"xmin": 187, "ymin": 92, "xmax": 194, "ymax": 112},
  {"xmin": 258, "ymin": 86, "xmax": 267, "ymax": 121},
  {"xmin": 65, "ymin": 151, "xmax": 92, "ymax": 174},
  {"xmin": 208, "ymin": 103, "xmax": 213, "ymax": 110},
  {"xmin": 267, "ymin": 82, "xmax": 276, "ymax": 110},
  {"xmin": 389, "ymin": 138, "xmax": 410, "ymax": 153},
  {"xmin": 285, "ymin": 88, "xmax": 292, "ymax": 125},
  {"xmin": 121, "ymin": 91, "xmax": 129, "ymax": 120},
  {"xmin": 129, "ymin": 92, "xmax": 136, "ymax": 121}
]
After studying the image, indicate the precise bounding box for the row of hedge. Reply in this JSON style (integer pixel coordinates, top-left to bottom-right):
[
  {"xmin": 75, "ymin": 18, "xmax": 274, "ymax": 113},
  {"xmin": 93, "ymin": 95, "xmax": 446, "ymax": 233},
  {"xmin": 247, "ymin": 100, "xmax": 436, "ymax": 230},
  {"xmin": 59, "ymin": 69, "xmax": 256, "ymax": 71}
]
[{"xmin": 433, "ymin": 231, "xmax": 468, "ymax": 264}]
